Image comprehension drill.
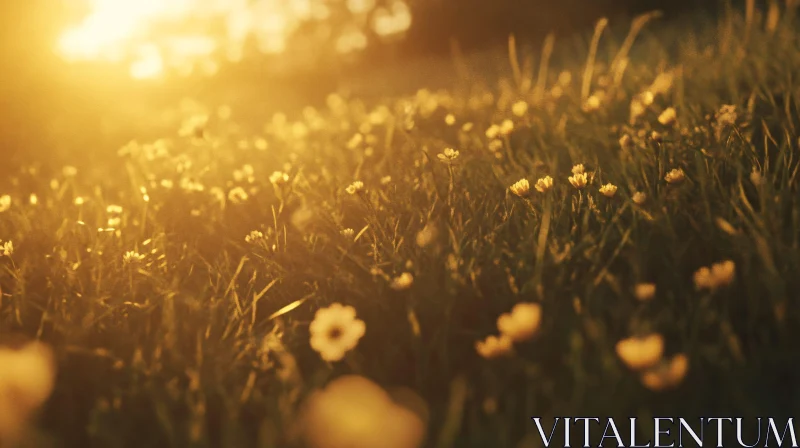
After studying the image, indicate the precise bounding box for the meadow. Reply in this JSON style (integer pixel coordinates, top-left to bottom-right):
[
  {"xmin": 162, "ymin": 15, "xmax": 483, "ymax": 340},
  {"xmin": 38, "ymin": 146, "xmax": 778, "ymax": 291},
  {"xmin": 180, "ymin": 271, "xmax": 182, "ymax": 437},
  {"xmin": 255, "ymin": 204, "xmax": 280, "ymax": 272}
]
[{"xmin": 1, "ymin": 3, "xmax": 800, "ymax": 447}]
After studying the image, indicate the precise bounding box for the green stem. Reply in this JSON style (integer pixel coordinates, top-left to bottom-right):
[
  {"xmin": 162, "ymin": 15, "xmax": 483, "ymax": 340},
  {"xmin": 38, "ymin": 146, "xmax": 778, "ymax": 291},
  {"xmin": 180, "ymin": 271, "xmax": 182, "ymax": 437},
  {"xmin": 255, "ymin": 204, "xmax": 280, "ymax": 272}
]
[{"xmin": 533, "ymin": 195, "xmax": 552, "ymax": 299}]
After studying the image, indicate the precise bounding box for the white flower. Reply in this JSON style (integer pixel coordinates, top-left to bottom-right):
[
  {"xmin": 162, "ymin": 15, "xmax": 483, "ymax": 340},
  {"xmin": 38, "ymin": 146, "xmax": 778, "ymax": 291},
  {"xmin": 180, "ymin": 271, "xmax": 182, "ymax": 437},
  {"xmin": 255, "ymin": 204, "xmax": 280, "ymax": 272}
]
[
  {"xmin": 390, "ymin": 272, "xmax": 414, "ymax": 291},
  {"xmin": 346, "ymin": 181, "xmax": 364, "ymax": 195},
  {"xmin": 29, "ymin": 194, "xmax": 38, "ymax": 206},
  {"xmin": 664, "ymin": 168, "xmax": 685, "ymax": 184},
  {"xmin": 583, "ymin": 94, "xmax": 602, "ymax": 112},
  {"xmin": 437, "ymin": 148, "xmax": 460, "ymax": 162},
  {"xmin": 619, "ymin": 134, "xmax": 634, "ymax": 151},
  {"xmin": 534, "ymin": 176, "xmax": 553, "ymax": 193},
  {"xmin": 509, "ymin": 179, "xmax": 530, "ymax": 197},
  {"xmin": 0, "ymin": 195, "xmax": 11, "ymax": 213},
  {"xmin": 568, "ymin": 173, "xmax": 588, "ymax": 190},
  {"xmin": 1, "ymin": 241, "xmax": 13, "ymax": 257},
  {"xmin": 485, "ymin": 124, "xmax": 500, "ymax": 139},
  {"xmin": 475, "ymin": 335, "xmax": 513, "ymax": 359},
  {"xmin": 571, "ymin": 164, "xmax": 585, "ymax": 175},
  {"xmin": 245, "ymin": 230, "xmax": 264, "ymax": 243},
  {"xmin": 632, "ymin": 192, "xmax": 647, "ymax": 205},
  {"xmin": 461, "ymin": 122, "xmax": 474, "ymax": 132},
  {"xmin": 380, "ymin": 176, "xmax": 392, "ymax": 186},
  {"xmin": 715, "ymin": 104, "xmax": 738, "ymax": 128},
  {"xmin": 599, "ymin": 183, "xmax": 618, "ymax": 198},
  {"xmin": 269, "ymin": 171, "xmax": 290, "ymax": 185},
  {"xmin": 62, "ymin": 166, "xmax": 78, "ymax": 177},
  {"xmin": 106, "ymin": 205, "xmax": 123, "ymax": 215},
  {"xmin": 496, "ymin": 303, "xmax": 542, "ymax": 342},
  {"xmin": 444, "ymin": 114, "xmax": 456, "ymax": 125},
  {"xmin": 123, "ymin": 251, "xmax": 145, "ymax": 265},
  {"xmin": 309, "ymin": 303, "xmax": 366, "ymax": 362},
  {"xmin": 340, "ymin": 228, "xmax": 355, "ymax": 239}
]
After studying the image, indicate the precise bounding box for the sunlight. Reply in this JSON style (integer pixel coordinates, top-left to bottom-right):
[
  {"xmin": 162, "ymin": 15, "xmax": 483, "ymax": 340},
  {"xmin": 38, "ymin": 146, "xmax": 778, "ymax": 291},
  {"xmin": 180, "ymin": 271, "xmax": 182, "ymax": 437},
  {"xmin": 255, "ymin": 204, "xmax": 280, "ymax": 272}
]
[{"xmin": 56, "ymin": 0, "xmax": 412, "ymax": 79}]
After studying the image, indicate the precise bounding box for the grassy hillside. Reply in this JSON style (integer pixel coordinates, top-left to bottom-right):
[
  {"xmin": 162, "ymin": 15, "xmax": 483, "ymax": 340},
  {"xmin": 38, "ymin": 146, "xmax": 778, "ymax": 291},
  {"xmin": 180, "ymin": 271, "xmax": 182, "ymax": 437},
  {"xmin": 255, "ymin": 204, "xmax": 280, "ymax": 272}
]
[{"xmin": 1, "ymin": 3, "xmax": 799, "ymax": 447}]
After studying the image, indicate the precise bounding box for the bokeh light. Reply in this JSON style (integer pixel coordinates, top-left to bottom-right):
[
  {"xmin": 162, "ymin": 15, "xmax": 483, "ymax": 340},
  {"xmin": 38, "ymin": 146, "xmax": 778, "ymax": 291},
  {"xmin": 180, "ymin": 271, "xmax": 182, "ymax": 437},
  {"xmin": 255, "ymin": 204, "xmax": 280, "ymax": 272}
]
[{"xmin": 56, "ymin": 0, "xmax": 413, "ymax": 80}]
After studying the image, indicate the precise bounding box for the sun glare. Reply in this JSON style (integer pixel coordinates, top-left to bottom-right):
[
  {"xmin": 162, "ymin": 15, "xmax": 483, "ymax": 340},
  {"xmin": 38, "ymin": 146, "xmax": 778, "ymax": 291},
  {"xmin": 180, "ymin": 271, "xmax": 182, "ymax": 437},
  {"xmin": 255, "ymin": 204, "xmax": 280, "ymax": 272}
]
[{"xmin": 56, "ymin": 0, "xmax": 412, "ymax": 79}]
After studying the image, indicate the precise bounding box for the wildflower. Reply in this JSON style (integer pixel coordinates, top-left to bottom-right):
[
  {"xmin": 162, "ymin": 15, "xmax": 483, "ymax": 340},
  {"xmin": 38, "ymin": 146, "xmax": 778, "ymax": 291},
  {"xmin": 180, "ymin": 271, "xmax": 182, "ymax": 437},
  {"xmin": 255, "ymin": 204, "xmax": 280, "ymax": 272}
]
[
  {"xmin": 0, "ymin": 195, "xmax": 11, "ymax": 213},
  {"xmin": 571, "ymin": 164, "xmax": 585, "ymax": 175},
  {"xmin": 390, "ymin": 272, "xmax": 414, "ymax": 291},
  {"xmin": 160, "ymin": 179, "xmax": 174, "ymax": 189},
  {"xmin": 475, "ymin": 334, "xmax": 513, "ymax": 359},
  {"xmin": 123, "ymin": 251, "xmax": 145, "ymax": 265},
  {"xmin": 1, "ymin": 241, "xmax": 13, "ymax": 257},
  {"xmin": 630, "ymin": 97, "xmax": 647, "ymax": 124},
  {"xmin": 228, "ymin": 187, "xmax": 249, "ymax": 204},
  {"xmin": 340, "ymin": 228, "xmax": 355, "ymax": 239},
  {"xmin": 107, "ymin": 217, "xmax": 121, "ymax": 228},
  {"xmin": 512, "ymin": 100, "xmax": 529, "ymax": 117},
  {"xmin": 619, "ymin": 134, "xmax": 634, "ymax": 151},
  {"xmin": 461, "ymin": 122, "xmax": 474, "ymax": 132},
  {"xmin": 499, "ymin": 119, "xmax": 514, "ymax": 135},
  {"xmin": 664, "ymin": 168, "xmax": 685, "ymax": 184},
  {"xmin": 380, "ymin": 176, "xmax": 392, "ymax": 186},
  {"xmin": 309, "ymin": 303, "xmax": 366, "ymax": 362},
  {"xmin": 106, "ymin": 205, "xmax": 123, "ymax": 215},
  {"xmin": 694, "ymin": 260, "xmax": 735, "ymax": 291},
  {"xmin": 0, "ymin": 342, "xmax": 56, "ymax": 446},
  {"xmin": 599, "ymin": 183, "xmax": 618, "ymax": 198},
  {"xmin": 437, "ymin": 148, "xmax": 460, "ymax": 162},
  {"xmin": 534, "ymin": 176, "xmax": 553, "ymax": 193},
  {"xmin": 485, "ymin": 125, "xmax": 501, "ymax": 139},
  {"xmin": 749, "ymin": 168, "xmax": 762, "ymax": 187},
  {"xmin": 269, "ymin": 171, "xmax": 289, "ymax": 185},
  {"xmin": 616, "ymin": 334, "xmax": 664, "ymax": 370},
  {"xmin": 715, "ymin": 104, "xmax": 738, "ymax": 128},
  {"xmin": 245, "ymin": 230, "xmax": 264, "ymax": 243},
  {"xmin": 634, "ymin": 283, "xmax": 656, "ymax": 301},
  {"xmin": 557, "ymin": 70, "xmax": 572, "ymax": 86},
  {"xmin": 497, "ymin": 303, "xmax": 542, "ymax": 342},
  {"xmin": 568, "ymin": 173, "xmax": 589, "ymax": 190},
  {"xmin": 346, "ymin": 181, "xmax": 364, "ymax": 195},
  {"xmin": 632, "ymin": 192, "xmax": 647, "ymax": 205},
  {"xmin": 299, "ymin": 375, "xmax": 426, "ymax": 448},
  {"xmin": 29, "ymin": 194, "xmax": 38, "ymax": 205},
  {"xmin": 444, "ymin": 114, "xmax": 456, "ymax": 125},
  {"xmin": 658, "ymin": 107, "xmax": 677, "ymax": 126},
  {"xmin": 641, "ymin": 354, "xmax": 689, "ymax": 391},
  {"xmin": 508, "ymin": 179, "xmax": 531, "ymax": 197}
]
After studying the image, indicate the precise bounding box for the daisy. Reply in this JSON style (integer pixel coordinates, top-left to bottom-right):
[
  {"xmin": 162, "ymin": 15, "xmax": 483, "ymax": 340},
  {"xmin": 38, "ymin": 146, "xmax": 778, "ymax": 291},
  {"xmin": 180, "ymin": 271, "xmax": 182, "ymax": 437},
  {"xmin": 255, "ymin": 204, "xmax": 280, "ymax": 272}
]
[
  {"xmin": 123, "ymin": 251, "xmax": 145, "ymax": 265},
  {"xmin": 346, "ymin": 181, "xmax": 364, "ymax": 195},
  {"xmin": 309, "ymin": 303, "xmax": 366, "ymax": 362}
]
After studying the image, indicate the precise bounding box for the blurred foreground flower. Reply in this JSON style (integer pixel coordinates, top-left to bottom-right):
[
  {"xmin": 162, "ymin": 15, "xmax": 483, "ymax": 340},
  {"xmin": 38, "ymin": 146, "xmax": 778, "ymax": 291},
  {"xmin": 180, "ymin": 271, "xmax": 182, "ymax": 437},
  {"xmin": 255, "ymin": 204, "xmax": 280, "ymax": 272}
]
[
  {"xmin": 634, "ymin": 283, "xmax": 656, "ymax": 301},
  {"xmin": 497, "ymin": 303, "xmax": 542, "ymax": 342},
  {"xmin": 632, "ymin": 191, "xmax": 647, "ymax": 205},
  {"xmin": 693, "ymin": 260, "xmax": 736, "ymax": 291},
  {"xmin": 0, "ymin": 341, "xmax": 56, "ymax": 446},
  {"xmin": 475, "ymin": 334, "xmax": 513, "ymax": 359},
  {"xmin": 658, "ymin": 107, "xmax": 677, "ymax": 126},
  {"xmin": 616, "ymin": 334, "xmax": 664, "ymax": 370},
  {"xmin": 298, "ymin": 375, "xmax": 426, "ymax": 448},
  {"xmin": 0, "ymin": 195, "xmax": 10, "ymax": 213},
  {"xmin": 309, "ymin": 303, "xmax": 366, "ymax": 362},
  {"xmin": 640, "ymin": 354, "xmax": 689, "ymax": 391}
]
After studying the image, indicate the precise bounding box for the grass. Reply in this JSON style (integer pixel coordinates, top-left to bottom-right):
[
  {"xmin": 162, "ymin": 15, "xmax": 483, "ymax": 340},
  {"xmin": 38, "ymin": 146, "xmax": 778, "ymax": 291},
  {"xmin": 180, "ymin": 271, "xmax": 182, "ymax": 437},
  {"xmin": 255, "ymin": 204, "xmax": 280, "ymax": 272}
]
[{"xmin": 1, "ymin": 3, "xmax": 800, "ymax": 447}]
